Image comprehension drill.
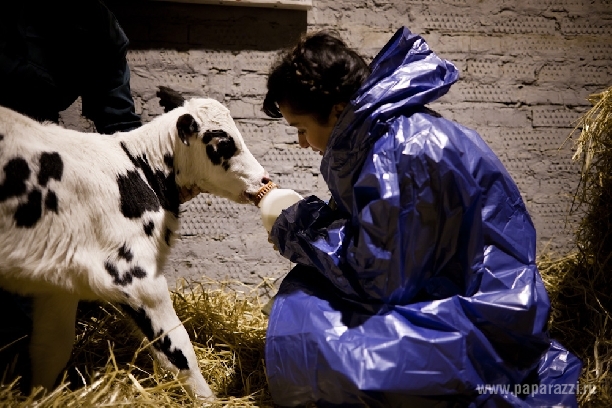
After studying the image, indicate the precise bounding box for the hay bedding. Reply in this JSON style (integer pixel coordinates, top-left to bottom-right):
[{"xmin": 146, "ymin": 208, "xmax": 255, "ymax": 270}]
[
  {"xmin": 0, "ymin": 279, "xmax": 274, "ymax": 407},
  {"xmin": 539, "ymin": 86, "xmax": 612, "ymax": 407},
  {"xmin": 1, "ymin": 86, "xmax": 611, "ymax": 407}
]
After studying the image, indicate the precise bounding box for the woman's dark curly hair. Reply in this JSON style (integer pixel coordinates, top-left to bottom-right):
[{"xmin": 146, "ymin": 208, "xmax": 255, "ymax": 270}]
[{"xmin": 263, "ymin": 30, "xmax": 370, "ymax": 124}]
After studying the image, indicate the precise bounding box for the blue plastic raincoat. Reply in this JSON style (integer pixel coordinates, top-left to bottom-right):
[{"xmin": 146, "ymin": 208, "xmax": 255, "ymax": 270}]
[{"xmin": 266, "ymin": 27, "xmax": 582, "ymax": 407}]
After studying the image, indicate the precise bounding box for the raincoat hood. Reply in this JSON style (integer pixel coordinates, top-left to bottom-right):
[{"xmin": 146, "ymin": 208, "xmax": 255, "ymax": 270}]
[{"xmin": 322, "ymin": 27, "xmax": 459, "ymax": 214}]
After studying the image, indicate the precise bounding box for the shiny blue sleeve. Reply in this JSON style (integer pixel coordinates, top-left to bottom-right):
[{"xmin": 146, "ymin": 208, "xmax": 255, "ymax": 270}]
[{"xmin": 270, "ymin": 195, "xmax": 360, "ymax": 295}]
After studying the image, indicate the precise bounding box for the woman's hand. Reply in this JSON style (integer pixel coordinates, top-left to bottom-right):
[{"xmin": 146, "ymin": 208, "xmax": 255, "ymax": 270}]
[{"xmin": 268, "ymin": 234, "xmax": 279, "ymax": 251}]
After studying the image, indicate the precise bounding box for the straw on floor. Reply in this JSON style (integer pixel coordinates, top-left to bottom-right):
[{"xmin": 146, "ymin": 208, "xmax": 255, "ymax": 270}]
[{"xmin": 0, "ymin": 278, "xmax": 274, "ymax": 407}]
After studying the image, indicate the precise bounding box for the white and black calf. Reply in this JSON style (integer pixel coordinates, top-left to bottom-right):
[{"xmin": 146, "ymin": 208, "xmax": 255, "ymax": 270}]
[{"xmin": 0, "ymin": 98, "xmax": 269, "ymax": 399}]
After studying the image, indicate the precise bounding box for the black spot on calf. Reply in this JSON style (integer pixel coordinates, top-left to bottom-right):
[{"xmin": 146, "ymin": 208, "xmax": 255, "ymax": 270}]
[
  {"xmin": 0, "ymin": 157, "xmax": 30, "ymax": 202},
  {"xmin": 38, "ymin": 152, "xmax": 63, "ymax": 187},
  {"xmin": 105, "ymin": 261, "xmax": 123, "ymax": 285},
  {"xmin": 202, "ymin": 129, "xmax": 227, "ymax": 144},
  {"xmin": 15, "ymin": 189, "xmax": 43, "ymax": 227},
  {"xmin": 216, "ymin": 137, "xmax": 237, "ymax": 160},
  {"xmin": 104, "ymin": 261, "xmax": 147, "ymax": 286},
  {"xmin": 206, "ymin": 145, "xmax": 222, "ymax": 166},
  {"xmin": 120, "ymin": 305, "xmax": 190, "ymax": 370},
  {"xmin": 144, "ymin": 220, "xmax": 155, "ymax": 236},
  {"xmin": 130, "ymin": 266, "xmax": 147, "ymax": 280},
  {"xmin": 203, "ymin": 131, "xmax": 237, "ymax": 171},
  {"xmin": 2, "ymin": 155, "xmax": 62, "ymax": 227},
  {"xmin": 44, "ymin": 190, "xmax": 58, "ymax": 213},
  {"xmin": 157, "ymin": 335, "xmax": 190, "ymax": 370},
  {"xmin": 0, "ymin": 134, "xmax": 4, "ymax": 141},
  {"xmin": 163, "ymin": 154, "xmax": 173, "ymax": 170},
  {"xmin": 121, "ymin": 143, "xmax": 180, "ymax": 217},
  {"xmin": 155, "ymin": 170, "xmax": 179, "ymax": 217},
  {"xmin": 117, "ymin": 170, "xmax": 160, "ymax": 218},
  {"xmin": 118, "ymin": 244, "xmax": 134, "ymax": 262},
  {"xmin": 164, "ymin": 228, "xmax": 172, "ymax": 246}
]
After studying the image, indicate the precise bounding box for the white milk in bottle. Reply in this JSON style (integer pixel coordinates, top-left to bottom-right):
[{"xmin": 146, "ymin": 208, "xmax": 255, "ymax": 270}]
[{"xmin": 256, "ymin": 182, "xmax": 303, "ymax": 232}]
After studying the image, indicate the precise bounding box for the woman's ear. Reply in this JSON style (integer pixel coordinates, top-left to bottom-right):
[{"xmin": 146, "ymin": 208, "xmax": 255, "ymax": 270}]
[{"xmin": 333, "ymin": 103, "xmax": 347, "ymax": 118}]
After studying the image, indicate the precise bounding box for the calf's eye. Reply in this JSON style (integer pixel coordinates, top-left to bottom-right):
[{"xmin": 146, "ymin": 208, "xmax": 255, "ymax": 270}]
[{"xmin": 203, "ymin": 129, "xmax": 228, "ymax": 144}]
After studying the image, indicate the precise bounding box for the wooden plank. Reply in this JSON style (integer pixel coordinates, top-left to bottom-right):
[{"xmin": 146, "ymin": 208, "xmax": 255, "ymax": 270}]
[{"xmin": 149, "ymin": 0, "xmax": 312, "ymax": 10}]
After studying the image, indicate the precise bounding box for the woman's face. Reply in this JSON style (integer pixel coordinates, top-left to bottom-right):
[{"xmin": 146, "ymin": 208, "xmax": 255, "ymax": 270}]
[{"xmin": 279, "ymin": 103, "xmax": 342, "ymax": 155}]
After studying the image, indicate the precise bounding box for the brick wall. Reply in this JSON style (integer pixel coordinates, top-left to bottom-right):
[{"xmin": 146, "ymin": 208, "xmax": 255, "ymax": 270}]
[{"xmin": 60, "ymin": 0, "xmax": 612, "ymax": 288}]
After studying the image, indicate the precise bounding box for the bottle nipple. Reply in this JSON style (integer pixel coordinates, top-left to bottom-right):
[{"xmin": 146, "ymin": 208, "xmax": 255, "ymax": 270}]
[{"xmin": 254, "ymin": 181, "xmax": 278, "ymax": 207}]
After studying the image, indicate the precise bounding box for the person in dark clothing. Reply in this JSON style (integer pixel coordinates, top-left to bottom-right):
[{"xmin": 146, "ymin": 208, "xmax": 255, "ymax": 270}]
[
  {"xmin": 0, "ymin": 0, "xmax": 141, "ymax": 133},
  {"xmin": 0, "ymin": 0, "xmax": 141, "ymax": 391},
  {"xmin": 262, "ymin": 28, "xmax": 582, "ymax": 407}
]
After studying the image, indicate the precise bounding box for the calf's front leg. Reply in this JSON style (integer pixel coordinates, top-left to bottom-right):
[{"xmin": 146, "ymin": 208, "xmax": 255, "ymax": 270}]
[
  {"xmin": 30, "ymin": 293, "xmax": 79, "ymax": 392},
  {"xmin": 120, "ymin": 278, "xmax": 214, "ymax": 400}
]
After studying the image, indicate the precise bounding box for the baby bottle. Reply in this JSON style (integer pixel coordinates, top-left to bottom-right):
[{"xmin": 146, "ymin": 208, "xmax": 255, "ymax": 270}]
[{"xmin": 256, "ymin": 182, "xmax": 303, "ymax": 232}]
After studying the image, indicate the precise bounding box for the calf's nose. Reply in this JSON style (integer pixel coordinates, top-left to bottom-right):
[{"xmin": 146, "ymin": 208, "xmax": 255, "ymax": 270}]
[{"xmin": 261, "ymin": 172, "xmax": 271, "ymax": 185}]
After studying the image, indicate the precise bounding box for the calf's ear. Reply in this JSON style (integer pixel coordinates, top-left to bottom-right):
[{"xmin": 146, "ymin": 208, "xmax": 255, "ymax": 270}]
[
  {"xmin": 157, "ymin": 86, "xmax": 185, "ymax": 113},
  {"xmin": 176, "ymin": 114, "xmax": 199, "ymax": 146}
]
